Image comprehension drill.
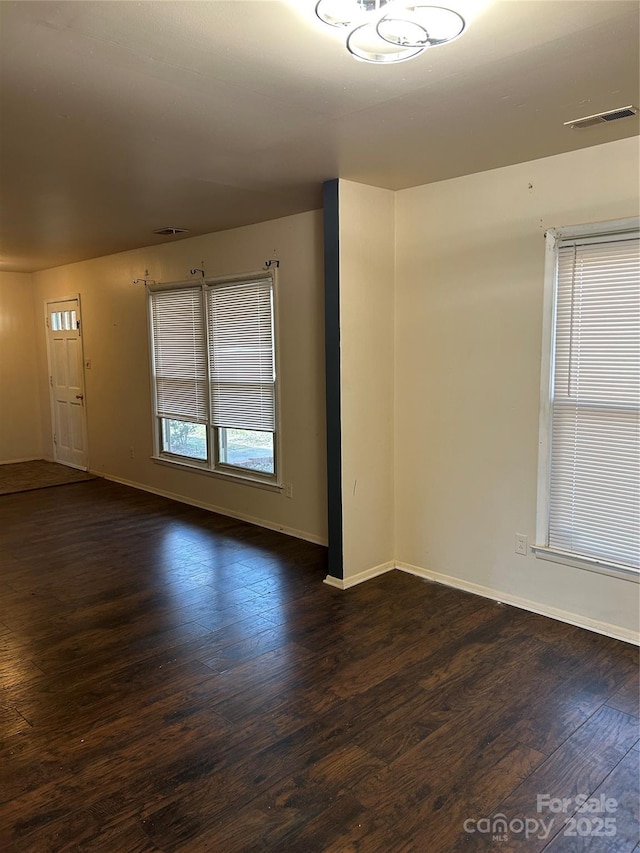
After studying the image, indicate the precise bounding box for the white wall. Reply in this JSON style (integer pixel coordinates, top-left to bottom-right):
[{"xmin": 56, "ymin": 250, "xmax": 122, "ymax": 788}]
[
  {"xmin": 31, "ymin": 210, "xmax": 327, "ymax": 543},
  {"xmin": 394, "ymin": 136, "xmax": 640, "ymax": 639},
  {"xmin": 338, "ymin": 180, "xmax": 395, "ymax": 580},
  {"xmin": 0, "ymin": 271, "xmax": 42, "ymax": 462}
]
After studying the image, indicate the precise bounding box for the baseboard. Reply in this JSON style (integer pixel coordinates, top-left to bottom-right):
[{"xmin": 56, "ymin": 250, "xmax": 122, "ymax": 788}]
[
  {"xmin": 396, "ymin": 561, "xmax": 640, "ymax": 646},
  {"xmin": 91, "ymin": 470, "xmax": 328, "ymax": 546},
  {"xmin": 0, "ymin": 456, "xmax": 42, "ymax": 465},
  {"xmin": 324, "ymin": 561, "xmax": 395, "ymax": 590}
]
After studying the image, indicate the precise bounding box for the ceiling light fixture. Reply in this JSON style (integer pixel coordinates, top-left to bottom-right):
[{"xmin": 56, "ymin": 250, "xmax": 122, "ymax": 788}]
[{"xmin": 315, "ymin": 0, "xmax": 466, "ymax": 64}]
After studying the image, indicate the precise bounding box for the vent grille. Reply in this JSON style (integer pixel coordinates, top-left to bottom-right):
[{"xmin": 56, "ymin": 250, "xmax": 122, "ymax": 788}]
[
  {"xmin": 153, "ymin": 227, "xmax": 189, "ymax": 236},
  {"xmin": 601, "ymin": 108, "xmax": 637, "ymax": 122},
  {"xmin": 564, "ymin": 105, "xmax": 637, "ymax": 129}
]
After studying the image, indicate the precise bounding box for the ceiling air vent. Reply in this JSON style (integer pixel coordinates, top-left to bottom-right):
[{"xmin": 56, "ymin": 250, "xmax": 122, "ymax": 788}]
[
  {"xmin": 564, "ymin": 106, "xmax": 637, "ymax": 129},
  {"xmin": 153, "ymin": 227, "xmax": 189, "ymax": 236}
]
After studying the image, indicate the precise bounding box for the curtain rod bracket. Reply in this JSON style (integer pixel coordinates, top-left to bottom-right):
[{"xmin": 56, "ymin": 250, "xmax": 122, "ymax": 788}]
[
  {"xmin": 264, "ymin": 259, "xmax": 280, "ymax": 268},
  {"xmin": 190, "ymin": 268, "xmax": 205, "ymax": 278}
]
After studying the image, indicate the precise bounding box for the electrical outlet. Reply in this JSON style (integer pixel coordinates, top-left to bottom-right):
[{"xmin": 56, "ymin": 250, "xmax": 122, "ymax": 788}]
[
  {"xmin": 285, "ymin": 483, "xmax": 293, "ymax": 499},
  {"xmin": 129, "ymin": 446, "xmax": 135, "ymax": 459},
  {"xmin": 515, "ymin": 534, "xmax": 528, "ymax": 556}
]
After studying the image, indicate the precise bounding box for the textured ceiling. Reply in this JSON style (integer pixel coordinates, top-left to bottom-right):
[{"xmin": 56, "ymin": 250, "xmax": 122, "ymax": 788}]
[{"xmin": 0, "ymin": 0, "xmax": 638, "ymax": 272}]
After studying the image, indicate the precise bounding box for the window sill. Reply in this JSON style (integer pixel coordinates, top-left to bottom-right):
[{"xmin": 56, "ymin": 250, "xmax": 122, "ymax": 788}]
[
  {"xmin": 532, "ymin": 545, "xmax": 639, "ymax": 584},
  {"xmin": 151, "ymin": 455, "xmax": 282, "ymax": 493}
]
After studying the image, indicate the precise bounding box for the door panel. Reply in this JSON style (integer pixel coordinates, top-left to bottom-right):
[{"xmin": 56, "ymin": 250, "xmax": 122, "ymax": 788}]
[
  {"xmin": 56, "ymin": 400, "xmax": 70, "ymax": 450},
  {"xmin": 67, "ymin": 338, "xmax": 81, "ymax": 388},
  {"xmin": 69, "ymin": 401, "xmax": 85, "ymax": 454},
  {"xmin": 53, "ymin": 339, "xmax": 68, "ymax": 386}
]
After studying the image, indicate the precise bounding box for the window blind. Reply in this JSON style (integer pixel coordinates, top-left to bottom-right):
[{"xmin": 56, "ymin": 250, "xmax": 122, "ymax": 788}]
[
  {"xmin": 548, "ymin": 236, "xmax": 640, "ymax": 568},
  {"xmin": 150, "ymin": 287, "xmax": 208, "ymax": 423},
  {"xmin": 207, "ymin": 278, "xmax": 275, "ymax": 431}
]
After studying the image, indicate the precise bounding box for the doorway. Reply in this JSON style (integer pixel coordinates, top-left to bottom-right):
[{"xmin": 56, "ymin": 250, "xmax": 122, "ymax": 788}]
[{"xmin": 45, "ymin": 298, "xmax": 88, "ymax": 470}]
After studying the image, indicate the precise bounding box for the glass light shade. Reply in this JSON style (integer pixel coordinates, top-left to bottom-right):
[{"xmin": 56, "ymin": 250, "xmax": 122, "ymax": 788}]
[
  {"xmin": 376, "ymin": 5, "xmax": 465, "ymax": 48},
  {"xmin": 346, "ymin": 22, "xmax": 425, "ymax": 63},
  {"xmin": 315, "ymin": 0, "xmax": 360, "ymax": 28},
  {"xmin": 315, "ymin": 0, "xmax": 391, "ymax": 29}
]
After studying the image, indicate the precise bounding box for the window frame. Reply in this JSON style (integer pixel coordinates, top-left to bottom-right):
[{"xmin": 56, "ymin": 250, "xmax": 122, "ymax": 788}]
[
  {"xmin": 147, "ymin": 270, "xmax": 282, "ymax": 491},
  {"xmin": 534, "ymin": 217, "xmax": 640, "ymax": 583}
]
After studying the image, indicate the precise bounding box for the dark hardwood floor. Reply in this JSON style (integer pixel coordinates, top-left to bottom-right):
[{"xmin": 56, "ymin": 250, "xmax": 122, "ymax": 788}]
[{"xmin": 0, "ymin": 479, "xmax": 638, "ymax": 852}]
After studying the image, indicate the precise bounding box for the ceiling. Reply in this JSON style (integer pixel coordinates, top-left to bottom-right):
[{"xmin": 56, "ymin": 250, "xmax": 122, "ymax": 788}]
[{"xmin": 0, "ymin": 0, "xmax": 638, "ymax": 273}]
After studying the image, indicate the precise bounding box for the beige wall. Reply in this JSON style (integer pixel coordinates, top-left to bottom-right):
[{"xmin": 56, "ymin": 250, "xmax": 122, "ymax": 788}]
[
  {"xmin": 338, "ymin": 180, "xmax": 395, "ymax": 579},
  {"xmin": 31, "ymin": 210, "xmax": 328, "ymax": 543},
  {"xmin": 0, "ymin": 271, "xmax": 42, "ymax": 462},
  {"xmin": 394, "ymin": 136, "xmax": 640, "ymax": 636}
]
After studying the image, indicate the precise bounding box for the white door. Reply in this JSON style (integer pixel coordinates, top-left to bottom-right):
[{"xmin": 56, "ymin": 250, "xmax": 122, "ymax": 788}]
[{"xmin": 47, "ymin": 299, "xmax": 88, "ymax": 469}]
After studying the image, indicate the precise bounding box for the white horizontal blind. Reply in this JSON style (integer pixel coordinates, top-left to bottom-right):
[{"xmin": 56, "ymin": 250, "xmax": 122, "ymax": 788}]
[
  {"xmin": 549, "ymin": 236, "xmax": 640, "ymax": 568},
  {"xmin": 150, "ymin": 287, "xmax": 208, "ymax": 423},
  {"xmin": 207, "ymin": 277, "xmax": 275, "ymax": 431}
]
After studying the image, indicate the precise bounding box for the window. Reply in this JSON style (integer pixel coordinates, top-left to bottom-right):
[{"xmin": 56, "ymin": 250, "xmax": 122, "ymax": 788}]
[
  {"xmin": 51, "ymin": 309, "xmax": 77, "ymax": 331},
  {"xmin": 149, "ymin": 272, "xmax": 278, "ymax": 484},
  {"xmin": 535, "ymin": 219, "xmax": 639, "ymax": 579}
]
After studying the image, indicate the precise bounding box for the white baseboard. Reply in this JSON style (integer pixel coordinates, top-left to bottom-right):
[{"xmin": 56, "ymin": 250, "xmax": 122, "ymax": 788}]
[
  {"xmin": 396, "ymin": 561, "xmax": 640, "ymax": 646},
  {"xmin": 0, "ymin": 456, "xmax": 42, "ymax": 465},
  {"xmin": 91, "ymin": 470, "xmax": 327, "ymax": 546},
  {"xmin": 324, "ymin": 561, "xmax": 395, "ymax": 590}
]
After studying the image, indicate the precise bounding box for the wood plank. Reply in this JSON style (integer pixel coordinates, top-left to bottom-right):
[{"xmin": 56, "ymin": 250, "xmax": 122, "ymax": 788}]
[
  {"xmin": 145, "ymin": 745, "xmax": 384, "ymax": 852},
  {"xmin": 541, "ymin": 745, "xmax": 640, "ymax": 852},
  {"xmin": 450, "ymin": 705, "xmax": 639, "ymax": 852},
  {"xmin": 606, "ymin": 669, "xmax": 640, "ymax": 719}
]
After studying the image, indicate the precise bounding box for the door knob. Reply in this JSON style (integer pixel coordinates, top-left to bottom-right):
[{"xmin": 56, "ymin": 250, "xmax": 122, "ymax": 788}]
[{"xmin": 75, "ymin": 394, "xmax": 84, "ymax": 400}]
